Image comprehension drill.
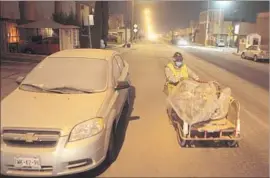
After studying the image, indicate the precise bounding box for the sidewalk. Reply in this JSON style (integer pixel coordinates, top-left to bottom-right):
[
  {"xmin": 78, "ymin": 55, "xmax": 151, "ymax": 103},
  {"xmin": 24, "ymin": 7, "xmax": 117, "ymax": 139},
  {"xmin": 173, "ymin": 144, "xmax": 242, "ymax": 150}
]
[
  {"xmin": 232, "ymin": 51, "xmax": 242, "ymax": 56},
  {"xmin": 0, "ymin": 52, "xmax": 47, "ymax": 64},
  {"xmin": 108, "ymin": 43, "xmax": 135, "ymax": 55},
  {"xmin": 1, "ymin": 43, "xmax": 134, "ymax": 64},
  {"xmin": 106, "ymin": 43, "xmax": 125, "ymax": 49}
]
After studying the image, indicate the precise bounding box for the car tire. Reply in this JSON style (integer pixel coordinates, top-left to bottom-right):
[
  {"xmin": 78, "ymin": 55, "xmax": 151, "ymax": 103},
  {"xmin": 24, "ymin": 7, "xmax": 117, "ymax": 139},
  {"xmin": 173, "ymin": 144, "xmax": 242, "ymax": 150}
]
[
  {"xmin": 241, "ymin": 53, "xmax": 246, "ymax": 59},
  {"xmin": 253, "ymin": 55, "xmax": 258, "ymax": 62},
  {"xmin": 106, "ymin": 128, "xmax": 117, "ymax": 164},
  {"xmin": 25, "ymin": 49, "xmax": 33, "ymax": 54}
]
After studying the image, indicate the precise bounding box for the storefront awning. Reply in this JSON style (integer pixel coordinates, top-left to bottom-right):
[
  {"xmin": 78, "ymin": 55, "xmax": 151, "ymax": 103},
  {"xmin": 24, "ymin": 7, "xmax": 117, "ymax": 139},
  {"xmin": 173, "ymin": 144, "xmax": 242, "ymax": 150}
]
[{"xmin": 18, "ymin": 19, "xmax": 79, "ymax": 29}]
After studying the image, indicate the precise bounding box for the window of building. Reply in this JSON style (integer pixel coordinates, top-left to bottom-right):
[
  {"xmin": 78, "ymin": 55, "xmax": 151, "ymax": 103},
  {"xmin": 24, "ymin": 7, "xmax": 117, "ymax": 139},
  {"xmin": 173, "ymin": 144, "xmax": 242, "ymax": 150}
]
[
  {"xmin": 39, "ymin": 28, "xmax": 53, "ymax": 38},
  {"xmin": 7, "ymin": 22, "xmax": 19, "ymax": 43}
]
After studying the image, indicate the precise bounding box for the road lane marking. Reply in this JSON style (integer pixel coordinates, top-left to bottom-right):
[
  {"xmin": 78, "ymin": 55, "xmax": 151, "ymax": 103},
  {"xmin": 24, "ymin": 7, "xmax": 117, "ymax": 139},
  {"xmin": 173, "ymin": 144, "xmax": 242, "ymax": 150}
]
[
  {"xmin": 242, "ymin": 107, "xmax": 269, "ymax": 130},
  {"xmin": 165, "ymin": 44, "xmax": 269, "ymax": 131}
]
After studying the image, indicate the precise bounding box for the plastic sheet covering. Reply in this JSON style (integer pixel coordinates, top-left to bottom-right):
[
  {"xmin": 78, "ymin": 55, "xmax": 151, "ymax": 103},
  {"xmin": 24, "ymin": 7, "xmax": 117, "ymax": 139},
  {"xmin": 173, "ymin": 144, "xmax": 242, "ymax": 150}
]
[{"xmin": 167, "ymin": 79, "xmax": 231, "ymax": 125}]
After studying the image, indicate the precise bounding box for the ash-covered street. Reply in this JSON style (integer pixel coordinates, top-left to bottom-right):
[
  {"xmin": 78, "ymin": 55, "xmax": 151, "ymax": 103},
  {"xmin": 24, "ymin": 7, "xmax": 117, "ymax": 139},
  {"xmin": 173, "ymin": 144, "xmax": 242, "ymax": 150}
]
[{"xmin": 1, "ymin": 41, "xmax": 268, "ymax": 177}]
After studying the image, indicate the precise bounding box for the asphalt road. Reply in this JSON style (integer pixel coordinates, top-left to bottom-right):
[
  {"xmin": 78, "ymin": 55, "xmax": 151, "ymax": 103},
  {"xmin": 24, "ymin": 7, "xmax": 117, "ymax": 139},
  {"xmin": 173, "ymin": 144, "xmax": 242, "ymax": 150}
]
[
  {"xmin": 180, "ymin": 45, "xmax": 269, "ymax": 90},
  {"xmin": 1, "ymin": 42, "xmax": 269, "ymax": 177}
]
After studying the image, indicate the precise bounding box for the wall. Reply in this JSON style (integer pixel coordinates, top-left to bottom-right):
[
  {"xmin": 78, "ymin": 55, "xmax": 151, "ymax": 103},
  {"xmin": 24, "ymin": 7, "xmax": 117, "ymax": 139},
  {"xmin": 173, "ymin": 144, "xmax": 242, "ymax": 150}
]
[
  {"xmin": 237, "ymin": 22, "xmax": 256, "ymax": 35},
  {"xmin": 109, "ymin": 14, "xmax": 124, "ymax": 30},
  {"xmin": 0, "ymin": 1, "xmax": 20, "ymax": 20},
  {"xmin": 20, "ymin": 1, "xmax": 55, "ymax": 21},
  {"xmin": 0, "ymin": 21, "xmax": 8, "ymax": 53},
  {"xmin": 76, "ymin": 2, "xmax": 95, "ymax": 26},
  {"xmin": 256, "ymin": 12, "xmax": 269, "ymax": 46},
  {"xmin": 76, "ymin": 3, "xmax": 90, "ymax": 26},
  {"xmin": 55, "ymin": 1, "xmax": 76, "ymax": 15},
  {"xmin": 199, "ymin": 9, "xmax": 224, "ymax": 24},
  {"xmin": 0, "ymin": 2, "xmax": 20, "ymax": 54},
  {"xmin": 212, "ymin": 21, "xmax": 233, "ymax": 35},
  {"xmin": 196, "ymin": 23, "xmax": 206, "ymax": 44},
  {"xmin": 22, "ymin": 1, "xmax": 76, "ymax": 22},
  {"xmin": 35, "ymin": 2, "xmax": 54, "ymax": 20}
]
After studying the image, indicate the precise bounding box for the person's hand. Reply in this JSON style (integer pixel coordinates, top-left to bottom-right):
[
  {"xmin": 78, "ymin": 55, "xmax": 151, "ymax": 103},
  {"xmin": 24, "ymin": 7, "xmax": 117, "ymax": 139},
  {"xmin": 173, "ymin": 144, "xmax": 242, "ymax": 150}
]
[{"xmin": 196, "ymin": 79, "xmax": 207, "ymax": 83}]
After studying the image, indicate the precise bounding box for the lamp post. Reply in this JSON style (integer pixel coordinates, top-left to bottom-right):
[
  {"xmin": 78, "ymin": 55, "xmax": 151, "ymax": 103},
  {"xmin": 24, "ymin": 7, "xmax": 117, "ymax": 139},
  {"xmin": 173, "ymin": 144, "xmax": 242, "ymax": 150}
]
[
  {"xmin": 216, "ymin": 1, "xmax": 231, "ymax": 44},
  {"xmin": 205, "ymin": 0, "xmax": 210, "ymax": 46},
  {"xmin": 130, "ymin": 0, "xmax": 135, "ymax": 43},
  {"xmin": 124, "ymin": 1, "xmax": 128, "ymax": 46}
]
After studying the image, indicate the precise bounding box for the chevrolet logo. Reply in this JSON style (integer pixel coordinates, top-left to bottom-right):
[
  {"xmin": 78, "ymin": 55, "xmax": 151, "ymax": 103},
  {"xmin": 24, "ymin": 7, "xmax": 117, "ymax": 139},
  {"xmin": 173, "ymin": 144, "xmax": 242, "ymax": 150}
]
[{"xmin": 24, "ymin": 133, "xmax": 39, "ymax": 143}]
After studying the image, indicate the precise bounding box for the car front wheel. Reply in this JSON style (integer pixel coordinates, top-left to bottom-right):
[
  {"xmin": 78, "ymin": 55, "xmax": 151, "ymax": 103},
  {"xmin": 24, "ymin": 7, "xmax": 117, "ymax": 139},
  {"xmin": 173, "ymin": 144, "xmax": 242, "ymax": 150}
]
[
  {"xmin": 253, "ymin": 55, "xmax": 258, "ymax": 62},
  {"xmin": 25, "ymin": 49, "xmax": 34, "ymax": 54},
  {"xmin": 241, "ymin": 53, "xmax": 246, "ymax": 59}
]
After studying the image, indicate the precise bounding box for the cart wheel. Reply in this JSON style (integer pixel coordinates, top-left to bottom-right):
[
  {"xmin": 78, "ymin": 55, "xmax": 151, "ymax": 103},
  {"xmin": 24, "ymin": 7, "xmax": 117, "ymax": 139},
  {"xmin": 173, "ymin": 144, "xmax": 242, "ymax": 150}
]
[
  {"xmin": 176, "ymin": 130, "xmax": 189, "ymax": 147},
  {"xmin": 227, "ymin": 141, "xmax": 239, "ymax": 147}
]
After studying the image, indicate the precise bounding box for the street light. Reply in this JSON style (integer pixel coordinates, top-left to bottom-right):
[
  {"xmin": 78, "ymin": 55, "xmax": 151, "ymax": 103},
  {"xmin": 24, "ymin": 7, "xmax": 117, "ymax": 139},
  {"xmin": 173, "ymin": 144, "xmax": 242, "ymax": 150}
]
[
  {"xmin": 216, "ymin": 1, "xmax": 231, "ymax": 7},
  {"xmin": 215, "ymin": 1, "xmax": 231, "ymax": 43},
  {"xmin": 144, "ymin": 8, "xmax": 150, "ymax": 15}
]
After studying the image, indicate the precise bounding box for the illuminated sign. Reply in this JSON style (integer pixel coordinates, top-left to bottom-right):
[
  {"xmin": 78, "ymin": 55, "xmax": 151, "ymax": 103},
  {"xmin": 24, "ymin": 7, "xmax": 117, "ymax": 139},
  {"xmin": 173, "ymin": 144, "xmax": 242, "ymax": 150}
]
[{"xmin": 234, "ymin": 24, "xmax": 240, "ymax": 34}]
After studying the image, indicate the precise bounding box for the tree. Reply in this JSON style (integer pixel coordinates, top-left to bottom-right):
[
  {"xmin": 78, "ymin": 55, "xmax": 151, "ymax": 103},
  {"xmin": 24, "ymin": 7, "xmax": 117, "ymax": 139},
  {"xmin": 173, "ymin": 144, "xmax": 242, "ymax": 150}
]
[
  {"xmin": 52, "ymin": 10, "xmax": 79, "ymax": 26},
  {"xmin": 91, "ymin": 2, "xmax": 102, "ymax": 48},
  {"xmin": 101, "ymin": 2, "xmax": 109, "ymax": 47},
  {"xmin": 91, "ymin": 1, "xmax": 109, "ymax": 49}
]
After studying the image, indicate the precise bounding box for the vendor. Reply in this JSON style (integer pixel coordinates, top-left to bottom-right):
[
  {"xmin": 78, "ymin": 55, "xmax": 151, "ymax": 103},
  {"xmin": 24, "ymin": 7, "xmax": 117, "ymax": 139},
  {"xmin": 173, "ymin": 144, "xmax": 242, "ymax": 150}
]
[{"xmin": 164, "ymin": 52, "xmax": 201, "ymax": 95}]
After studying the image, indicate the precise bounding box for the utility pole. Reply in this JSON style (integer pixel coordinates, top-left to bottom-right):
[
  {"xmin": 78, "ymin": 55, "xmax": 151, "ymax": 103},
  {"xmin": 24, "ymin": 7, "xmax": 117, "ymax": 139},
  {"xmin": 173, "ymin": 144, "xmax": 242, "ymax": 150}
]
[
  {"xmin": 124, "ymin": 0, "xmax": 128, "ymax": 47},
  {"xmin": 88, "ymin": 24, "xmax": 92, "ymax": 48},
  {"xmin": 130, "ymin": 0, "xmax": 134, "ymax": 43},
  {"xmin": 205, "ymin": 0, "xmax": 210, "ymax": 46},
  {"xmin": 88, "ymin": 14, "xmax": 94, "ymax": 48}
]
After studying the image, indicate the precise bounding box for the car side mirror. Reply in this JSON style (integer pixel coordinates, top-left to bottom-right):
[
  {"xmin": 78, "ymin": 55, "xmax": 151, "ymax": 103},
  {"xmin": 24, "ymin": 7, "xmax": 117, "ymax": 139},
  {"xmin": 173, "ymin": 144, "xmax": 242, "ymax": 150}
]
[
  {"xmin": 115, "ymin": 80, "xmax": 130, "ymax": 90},
  {"xmin": 16, "ymin": 76, "xmax": 25, "ymax": 85}
]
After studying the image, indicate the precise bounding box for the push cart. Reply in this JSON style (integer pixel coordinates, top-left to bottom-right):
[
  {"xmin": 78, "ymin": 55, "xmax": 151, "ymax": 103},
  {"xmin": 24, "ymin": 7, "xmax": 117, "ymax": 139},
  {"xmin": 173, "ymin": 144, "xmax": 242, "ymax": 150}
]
[{"xmin": 167, "ymin": 82, "xmax": 241, "ymax": 148}]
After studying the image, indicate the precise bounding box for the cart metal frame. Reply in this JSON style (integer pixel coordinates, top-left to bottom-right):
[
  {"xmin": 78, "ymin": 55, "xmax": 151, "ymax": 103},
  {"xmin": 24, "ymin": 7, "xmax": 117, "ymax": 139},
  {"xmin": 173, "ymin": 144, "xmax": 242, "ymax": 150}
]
[{"xmin": 167, "ymin": 98, "xmax": 241, "ymax": 148}]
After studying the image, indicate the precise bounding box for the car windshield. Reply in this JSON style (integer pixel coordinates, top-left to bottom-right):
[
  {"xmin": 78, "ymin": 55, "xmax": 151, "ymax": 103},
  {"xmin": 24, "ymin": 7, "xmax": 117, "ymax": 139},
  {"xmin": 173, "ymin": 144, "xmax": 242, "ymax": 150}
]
[{"xmin": 20, "ymin": 57, "xmax": 108, "ymax": 94}]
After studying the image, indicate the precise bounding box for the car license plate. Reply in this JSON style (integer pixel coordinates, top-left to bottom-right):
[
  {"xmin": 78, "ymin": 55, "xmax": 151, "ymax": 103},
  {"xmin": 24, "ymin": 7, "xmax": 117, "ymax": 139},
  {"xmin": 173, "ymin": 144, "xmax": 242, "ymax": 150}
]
[{"xmin": 14, "ymin": 157, "xmax": 41, "ymax": 169}]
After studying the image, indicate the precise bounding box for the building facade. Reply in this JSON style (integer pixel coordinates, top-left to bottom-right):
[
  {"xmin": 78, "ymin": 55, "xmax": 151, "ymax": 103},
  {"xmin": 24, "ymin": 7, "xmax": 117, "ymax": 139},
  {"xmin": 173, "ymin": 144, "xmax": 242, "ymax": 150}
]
[
  {"xmin": 256, "ymin": 12, "xmax": 269, "ymax": 46},
  {"xmin": 0, "ymin": 1, "xmax": 20, "ymax": 53},
  {"xmin": 108, "ymin": 14, "xmax": 124, "ymax": 30},
  {"xmin": 196, "ymin": 9, "xmax": 226, "ymax": 45},
  {"xmin": 75, "ymin": 1, "xmax": 95, "ymax": 26},
  {"xmin": 1, "ymin": 1, "xmax": 85, "ymax": 54}
]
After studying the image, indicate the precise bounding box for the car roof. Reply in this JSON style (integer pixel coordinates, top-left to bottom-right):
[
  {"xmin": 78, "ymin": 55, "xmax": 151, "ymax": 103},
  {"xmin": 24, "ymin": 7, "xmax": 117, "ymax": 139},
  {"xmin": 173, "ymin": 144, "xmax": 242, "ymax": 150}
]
[{"xmin": 48, "ymin": 49, "xmax": 118, "ymax": 60}]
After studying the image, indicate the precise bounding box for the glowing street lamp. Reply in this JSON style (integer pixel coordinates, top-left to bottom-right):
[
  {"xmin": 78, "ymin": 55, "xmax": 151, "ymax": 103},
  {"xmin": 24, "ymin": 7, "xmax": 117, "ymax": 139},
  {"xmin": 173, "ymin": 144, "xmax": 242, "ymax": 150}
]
[
  {"xmin": 144, "ymin": 8, "xmax": 150, "ymax": 15},
  {"xmin": 215, "ymin": 1, "xmax": 231, "ymax": 42},
  {"xmin": 216, "ymin": 1, "xmax": 231, "ymax": 7}
]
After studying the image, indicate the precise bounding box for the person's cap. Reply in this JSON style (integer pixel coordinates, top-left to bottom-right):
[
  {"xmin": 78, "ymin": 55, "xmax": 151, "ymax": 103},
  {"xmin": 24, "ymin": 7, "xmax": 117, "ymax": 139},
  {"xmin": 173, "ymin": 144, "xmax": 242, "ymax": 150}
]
[{"xmin": 173, "ymin": 52, "xmax": 183, "ymax": 61}]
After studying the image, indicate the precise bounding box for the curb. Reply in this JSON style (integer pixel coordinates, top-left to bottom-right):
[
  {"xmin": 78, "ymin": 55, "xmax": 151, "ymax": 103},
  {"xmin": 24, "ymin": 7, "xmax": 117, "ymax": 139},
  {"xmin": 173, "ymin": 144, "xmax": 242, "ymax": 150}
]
[
  {"xmin": 0, "ymin": 53, "xmax": 46, "ymax": 63},
  {"xmin": 232, "ymin": 52, "xmax": 241, "ymax": 56},
  {"xmin": 107, "ymin": 44, "xmax": 124, "ymax": 49},
  {"xmin": 1, "ymin": 58, "xmax": 43, "ymax": 64},
  {"xmin": 1, "ymin": 57, "xmax": 44, "ymax": 63}
]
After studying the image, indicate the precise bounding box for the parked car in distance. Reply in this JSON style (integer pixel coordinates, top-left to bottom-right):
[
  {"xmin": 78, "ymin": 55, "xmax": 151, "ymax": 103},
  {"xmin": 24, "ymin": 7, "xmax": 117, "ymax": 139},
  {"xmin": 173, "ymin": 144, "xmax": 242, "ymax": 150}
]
[
  {"xmin": 216, "ymin": 39, "xmax": 225, "ymax": 47},
  {"xmin": 108, "ymin": 32, "xmax": 118, "ymax": 43},
  {"xmin": 1, "ymin": 49, "xmax": 130, "ymax": 177},
  {"xmin": 22, "ymin": 37, "xmax": 60, "ymax": 55},
  {"xmin": 241, "ymin": 45, "xmax": 269, "ymax": 62}
]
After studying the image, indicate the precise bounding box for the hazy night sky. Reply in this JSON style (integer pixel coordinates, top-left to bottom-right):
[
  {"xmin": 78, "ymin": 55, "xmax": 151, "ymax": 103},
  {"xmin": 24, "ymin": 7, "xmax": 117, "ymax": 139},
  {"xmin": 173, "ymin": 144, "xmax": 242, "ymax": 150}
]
[{"xmin": 109, "ymin": 1, "xmax": 269, "ymax": 33}]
